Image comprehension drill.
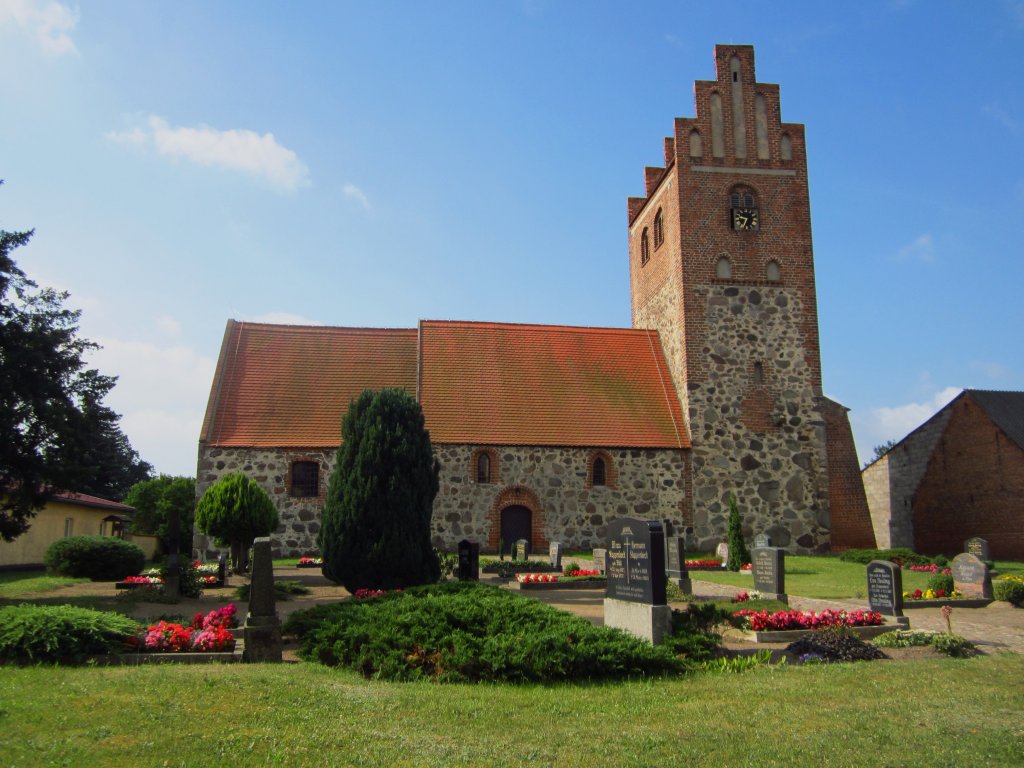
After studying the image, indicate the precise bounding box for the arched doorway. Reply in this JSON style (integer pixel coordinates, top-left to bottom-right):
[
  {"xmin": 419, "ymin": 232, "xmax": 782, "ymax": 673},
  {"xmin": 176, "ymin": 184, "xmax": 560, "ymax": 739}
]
[{"xmin": 500, "ymin": 505, "xmax": 532, "ymax": 556}]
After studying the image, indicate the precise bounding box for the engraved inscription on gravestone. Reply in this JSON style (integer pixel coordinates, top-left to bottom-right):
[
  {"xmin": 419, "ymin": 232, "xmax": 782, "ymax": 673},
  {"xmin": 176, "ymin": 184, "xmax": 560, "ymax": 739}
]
[
  {"xmin": 592, "ymin": 548, "xmax": 607, "ymax": 574},
  {"xmin": 514, "ymin": 539, "xmax": 529, "ymax": 561},
  {"xmin": 752, "ymin": 547, "xmax": 785, "ymax": 598},
  {"xmin": 549, "ymin": 542, "xmax": 563, "ymax": 571},
  {"xmin": 606, "ymin": 517, "xmax": 666, "ymax": 605},
  {"xmin": 964, "ymin": 537, "xmax": 990, "ymax": 561},
  {"xmin": 754, "ymin": 533, "xmax": 771, "ymax": 549},
  {"xmin": 951, "ymin": 552, "xmax": 993, "ymax": 599},
  {"xmin": 665, "ymin": 536, "xmax": 685, "ymax": 577},
  {"xmin": 866, "ymin": 559, "xmax": 903, "ymax": 616}
]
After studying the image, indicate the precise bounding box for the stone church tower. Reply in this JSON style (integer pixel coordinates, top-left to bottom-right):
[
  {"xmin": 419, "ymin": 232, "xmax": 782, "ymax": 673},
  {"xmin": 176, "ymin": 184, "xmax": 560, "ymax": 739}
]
[{"xmin": 628, "ymin": 45, "xmax": 831, "ymax": 552}]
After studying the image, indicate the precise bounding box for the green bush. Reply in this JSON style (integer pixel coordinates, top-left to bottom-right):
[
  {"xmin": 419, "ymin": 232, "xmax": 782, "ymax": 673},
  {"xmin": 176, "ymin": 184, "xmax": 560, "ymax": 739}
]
[
  {"xmin": 290, "ymin": 582, "xmax": 687, "ymax": 683},
  {"xmin": 435, "ymin": 549, "xmax": 459, "ymax": 579},
  {"xmin": 926, "ymin": 573, "xmax": 954, "ymax": 594},
  {"xmin": 932, "ymin": 554, "xmax": 949, "ymax": 567},
  {"xmin": 931, "ymin": 632, "xmax": 976, "ymax": 658},
  {"xmin": 235, "ymin": 579, "xmax": 310, "ymax": 602},
  {"xmin": 725, "ymin": 493, "xmax": 751, "ymax": 571},
  {"xmin": 0, "ymin": 604, "xmax": 140, "ymax": 664},
  {"xmin": 838, "ymin": 548, "xmax": 932, "ymax": 566},
  {"xmin": 195, "ymin": 473, "xmax": 279, "ymax": 573},
  {"xmin": 665, "ymin": 603, "xmax": 732, "ymax": 662},
  {"xmin": 872, "ymin": 630, "xmax": 936, "ymax": 648},
  {"xmin": 44, "ymin": 535, "xmax": 146, "ymax": 581},
  {"xmin": 993, "ymin": 579, "xmax": 1024, "ymax": 607}
]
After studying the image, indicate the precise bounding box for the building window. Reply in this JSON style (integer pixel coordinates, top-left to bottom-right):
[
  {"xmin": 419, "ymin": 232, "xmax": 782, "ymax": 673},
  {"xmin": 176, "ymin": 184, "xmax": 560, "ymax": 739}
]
[
  {"xmin": 716, "ymin": 256, "xmax": 732, "ymax": 279},
  {"xmin": 753, "ymin": 361, "xmax": 765, "ymax": 385},
  {"xmin": 729, "ymin": 185, "xmax": 759, "ymax": 231},
  {"xmin": 640, "ymin": 228, "xmax": 650, "ymax": 266},
  {"xmin": 64, "ymin": 518, "xmax": 74, "ymax": 537},
  {"xmin": 587, "ymin": 450, "xmax": 615, "ymax": 489},
  {"xmin": 592, "ymin": 457, "xmax": 606, "ymax": 486},
  {"xmin": 653, "ymin": 208, "xmax": 664, "ymax": 248},
  {"xmin": 477, "ymin": 453, "xmax": 490, "ymax": 483},
  {"xmin": 471, "ymin": 448, "xmax": 498, "ymax": 484},
  {"xmin": 290, "ymin": 461, "xmax": 320, "ymax": 497},
  {"xmin": 766, "ymin": 260, "xmax": 780, "ymax": 282}
]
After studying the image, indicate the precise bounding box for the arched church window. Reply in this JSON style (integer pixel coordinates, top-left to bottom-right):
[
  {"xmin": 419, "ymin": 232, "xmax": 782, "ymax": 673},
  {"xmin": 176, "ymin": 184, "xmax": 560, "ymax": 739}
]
[
  {"xmin": 766, "ymin": 260, "xmax": 780, "ymax": 282},
  {"xmin": 653, "ymin": 209, "xmax": 664, "ymax": 249},
  {"xmin": 592, "ymin": 457, "xmax": 606, "ymax": 486},
  {"xmin": 477, "ymin": 453, "xmax": 490, "ymax": 483},
  {"xmin": 472, "ymin": 448, "xmax": 498, "ymax": 484},
  {"xmin": 587, "ymin": 450, "xmax": 615, "ymax": 488},
  {"xmin": 716, "ymin": 256, "xmax": 732, "ymax": 279},
  {"xmin": 729, "ymin": 185, "xmax": 759, "ymax": 232},
  {"xmin": 640, "ymin": 228, "xmax": 650, "ymax": 266}
]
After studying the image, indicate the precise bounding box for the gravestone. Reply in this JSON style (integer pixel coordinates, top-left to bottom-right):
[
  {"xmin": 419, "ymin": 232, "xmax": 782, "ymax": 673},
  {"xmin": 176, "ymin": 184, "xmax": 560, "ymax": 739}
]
[
  {"xmin": 592, "ymin": 548, "xmax": 607, "ymax": 574},
  {"xmin": 603, "ymin": 518, "xmax": 671, "ymax": 644},
  {"xmin": 866, "ymin": 560, "xmax": 904, "ymax": 618},
  {"xmin": 243, "ymin": 537, "xmax": 282, "ymax": 662},
  {"xmin": 715, "ymin": 541, "xmax": 729, "ymax": 566},
  {"xmin": 664, "ymin": 534, "xmax": 692, "ymax": 594},
  {"xmin": 951, "ymin": 552, "xmax": 993, "ymax": 599},
  {"xmin": 964, "ymin": 537, "xmax": 990, "ymax": 561},
  {"xmin": 752, "ymin": 547, "xmax": 787, "ymax": 603},
  {"xmin": 549, "ymin": 542, "xmax": 563, "ymax": 571},
  {"xmin": 754, "ymin": 533, "xmax": 771, "ymax": 549},
  {"xmin": 217, "ymin": 553, "xmax": 227, "ymax": 586},
  {"xmin": 514, "ymin": 539, "xmax": 529, "ymax": 561},
  {"xmin": 457, "ymin": 539, "xmax": 479, "ymax": 581}
]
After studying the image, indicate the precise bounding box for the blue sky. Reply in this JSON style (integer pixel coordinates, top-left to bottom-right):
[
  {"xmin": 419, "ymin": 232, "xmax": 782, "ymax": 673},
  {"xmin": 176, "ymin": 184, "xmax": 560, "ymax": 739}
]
[{"xmin": 1, "ymin": 1, "xmax": 1022, "ymax": 479}]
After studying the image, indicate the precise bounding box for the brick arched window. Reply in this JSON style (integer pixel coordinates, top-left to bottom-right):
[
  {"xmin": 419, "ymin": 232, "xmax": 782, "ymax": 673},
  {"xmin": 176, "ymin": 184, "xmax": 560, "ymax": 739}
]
[
  {"xmin": 471, "ymin": 447, "xmax": 499, "ymax": 484},
  {"xmin": 766, "ymin": 260, "xmax": 780, "ymax": 282},
  {"xmin": 729, "ymin": 185, "xmax": 759, "ymax": 231},
  {"xmin": 640, "ymin": 228, "xmax": 651, "ymax": 266},
  {"xmin": 653, "ymin": 208, "xmax": 664, "ymax": 248},
  {"xmin": 586, "ymin": 450, "xmax": 616, "ymax": 489},
  {"xmin": 715, "ymin": 256, "xmax": 732, "ymax": 279}
]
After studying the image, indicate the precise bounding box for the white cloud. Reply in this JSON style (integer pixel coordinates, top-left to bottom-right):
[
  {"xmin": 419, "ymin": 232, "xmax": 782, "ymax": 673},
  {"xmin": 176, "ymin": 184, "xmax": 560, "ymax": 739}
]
[
  {"xmin": 895, "ymin": 233, "xmax": 934, "ymax": 262},
  {"xmin": 0, "ymin": 0, "xmax": 78, "ymax": 56},
  {"xmin": 852, "ymin": 386, "xmax": 961, "ymax": 465},
  {"xmin": 106, "ymin": 115, "xmax": 310, "ymax": 192},
  {"xmin": 343, "ymin": 183, "xmax": 371, "ymax": 211},
  {"xmin": 247, "ymin": 311, "xmax": 324, "ymax": 326}
]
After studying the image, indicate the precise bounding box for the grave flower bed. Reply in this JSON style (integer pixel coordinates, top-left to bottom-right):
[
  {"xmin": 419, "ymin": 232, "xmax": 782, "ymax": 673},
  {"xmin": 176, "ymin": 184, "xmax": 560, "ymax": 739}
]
[
  {"xmin": 516, "ymin": 573, "xmax": 559, "ymax": 583},
  {"xmin": 731, "ymin": 608, "xmax": 884, "ymax": 632},
  {"xmin": 353, "ymin": 588, "xmax": 402, "ymax": 599},
  {"xmin": 906, "ymin": 564, "xmax": 952, "ymax": 574},
  {"xmin": 122, "ymin": 574, "xmax": 163, "ymax": 586},
  {"xmin": 514, "ymin": 571, "xmax": 607, "ymax": 590},
  {"xmin": 137, "ymin": 604, "xmax": 238, "ymax": 653},
  {"xmin": 903, "ymin": 588, "xmax": 962, "ymax": 601},
  {"xmin": 297, "ymin": 556, "xmax": 322, "ymax": 568},
  {"xmin": 684, "ymin": 559, "xmax": 722, "ymax": 570},
  {"xmin": 564, "ymin": 568, "xmax": 601, "ymax": 578}
]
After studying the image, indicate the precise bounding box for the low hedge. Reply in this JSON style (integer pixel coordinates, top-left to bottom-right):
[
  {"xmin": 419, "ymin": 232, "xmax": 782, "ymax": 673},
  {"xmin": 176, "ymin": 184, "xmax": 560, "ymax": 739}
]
[
  {"xmin": 839, "ymin": 548, "xmax": 934, "ymax": 567},
  {"xmin": 44, "ymin": 536, "xmax": 146, "ymax": 581},
  {"xmin": 286, "ymin": 582, "xmax": 688, "ymax": 683},
  {"xmin": 0, "ymin": 604, "xmax": 140, "ymax": 664},
  {"xmin": 993, "ymin": 578, "xmax": 1024, "ymax": 607}
]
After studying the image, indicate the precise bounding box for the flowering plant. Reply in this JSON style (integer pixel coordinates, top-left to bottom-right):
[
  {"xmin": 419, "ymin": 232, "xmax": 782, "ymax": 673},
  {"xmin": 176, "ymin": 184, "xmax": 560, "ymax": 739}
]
[
  {"xmin": 191, "ymin": 626, "xmax": 235, "ymax": 652},
  {"xmin": 903, "ymin": 588, "xmax": 962, "ymax": 600},
  {"xmin": 193, "ymin": 561, "xmax": 220, "ymax": 575},
  {"xmin": 516, "ymin": 573, "xmax": 559, "ymax": 583},
  {"xmin": 143, "ymin": 621, "xmax": 194, "ymax": 652},
  {"xmin": 191, "ymin": 604, "xmax": 237, "ymax": 631},
  {"xmin": 740, "ymin": 563, "xmax": 752, "ymax": 572},
  {"xmin": 124, "ymin": 574, "xmax": 163, "ymax": 585},
  {"xmin": 684, "ymin": 559, "xmax": 722, "ymax": 568},
  {"xmin": 906, "ymin": 564, "xmax": 952, "ymax": 574},
  {"xmin": 734, "ymin": 592, "xmax": 750, "ymax": 602},
  {"xmin": 731, "ymin": 608, "xmax": 884, "ymax": 632},
  {"xmin": 353, "ymin": 588, "xmax": 402, "ymax": 599},
  {"xmin": 564, "ymin": 568, "xmax": 600, "ymax": 578},
  {"xmin": 297, "ymin": 556, "xmax": 323, "ymax": 566}
]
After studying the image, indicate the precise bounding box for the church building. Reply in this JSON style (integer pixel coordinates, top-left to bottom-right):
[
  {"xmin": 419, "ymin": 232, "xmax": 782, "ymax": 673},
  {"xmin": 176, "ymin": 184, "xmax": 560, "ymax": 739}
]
[{"xmin": 194, "ymin": 45, "xmax": 875, "ymax": 560}]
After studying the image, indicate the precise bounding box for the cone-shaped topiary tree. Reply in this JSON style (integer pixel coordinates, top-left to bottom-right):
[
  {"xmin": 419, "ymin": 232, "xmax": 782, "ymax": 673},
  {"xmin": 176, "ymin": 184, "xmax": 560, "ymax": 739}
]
[
  {"xmin": 726, "ymin": 492, "xmax": 751, "ymax": 572},
  {"xmin": 195, "ymin": 472, "xmax": 279, "ymax": 573},
  {"xmin": 319, "ymin": 388, "xmax": 441, "ymax": 591}
]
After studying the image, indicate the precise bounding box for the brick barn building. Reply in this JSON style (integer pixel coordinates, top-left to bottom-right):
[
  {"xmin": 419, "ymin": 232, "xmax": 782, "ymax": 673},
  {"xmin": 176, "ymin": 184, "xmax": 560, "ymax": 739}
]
[
  {"xmin": 194, "ymin": 44, "xmax": 875, "ymax": 559},
  {"xmin": 862, "ymin": 389, "xmax": 1024, "ymax": 560}
]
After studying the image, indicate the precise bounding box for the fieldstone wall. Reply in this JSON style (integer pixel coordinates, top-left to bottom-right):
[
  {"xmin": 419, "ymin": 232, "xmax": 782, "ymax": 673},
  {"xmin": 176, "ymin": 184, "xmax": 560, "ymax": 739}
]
[{"xmin": 686, "ymin": 283, "xmax": 831, "ymax": 553}]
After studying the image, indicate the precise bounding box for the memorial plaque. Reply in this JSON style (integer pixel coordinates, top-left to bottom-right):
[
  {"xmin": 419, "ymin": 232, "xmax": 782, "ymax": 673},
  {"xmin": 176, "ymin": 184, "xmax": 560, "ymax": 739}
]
[
  {"xmin": 964, "ymin": 537, "xmax": 990, "ymax": 561},
  {"xmin": 754, "ymin": 533, "xmax": 771, "ymax": 549},
  {"xmin": 752, "ymin": 547, "xmax": 785, "ymax": 599},
  {"xmin": 457, "ymin": 539, "xmax": 479, "ymax": 581},
  {"xmin": 592, "ymin": 548, "xmax": 607, "ymax": 574},
  {"xmin": 952, "ymin": 552, "xmax": 993, "ymax": 599},
  {"xmin": 866, "ymin": 559, "xmax": 903, "ymax": 616},
  {"xmin": 549, "ymin": 542, "xmax": 563, "ymax": 571},
  {"xmin": 514, "ymin": 539, "xmax": 529, "ymax": 561},
  {"xmin": 605, "ymin": 517, "xmax": 666, "ymax": 605}
]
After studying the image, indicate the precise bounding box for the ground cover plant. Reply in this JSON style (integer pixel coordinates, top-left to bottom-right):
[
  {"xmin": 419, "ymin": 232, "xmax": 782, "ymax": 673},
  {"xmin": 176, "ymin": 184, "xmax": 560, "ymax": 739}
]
[
  {"xmin": 994, "ymin": 575, "xmax": 1024, "ymax": 606},
  {"xmin": 0, "ymin": 569, "xmax": 88, "ymax": 597},
  {"xmin": 0, "ymin": 603, "xmax": 140, "ymax": 663},
  {"xmin": 235, "ymin": 579, "xmax": 310, "ymax": 601},
  {"xmin": 286, "ymin": 581, "xmax": 688, "ymax": 682},
  {"xmin": 873, "ymin": 629, "xmax": 977, "ymax": 657}
]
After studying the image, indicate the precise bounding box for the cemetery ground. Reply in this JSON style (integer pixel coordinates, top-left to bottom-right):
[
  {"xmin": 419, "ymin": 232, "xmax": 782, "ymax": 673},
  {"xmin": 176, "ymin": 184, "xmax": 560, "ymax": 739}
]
[{"xmin": 1, "ymin": 558, "xmax": 1022, "ymax": 767}]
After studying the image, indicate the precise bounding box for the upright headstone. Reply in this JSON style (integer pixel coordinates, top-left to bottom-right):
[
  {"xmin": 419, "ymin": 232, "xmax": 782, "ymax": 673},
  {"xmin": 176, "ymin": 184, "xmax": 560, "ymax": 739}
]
[
  {"xmin": 163, "ymin": 497, "xmax": 181, "ymax": 599},
  {"xmin": 664, "ymin": 534, "xmax": 692, "ymax": 594},
  {"xmin": 951, "ymin": 552, "xmax": 993, "ymax": 599},
  {"xmin": 514, "ymin": 539, "xmax": 529, "ymax": 561},
  {"xmin": 603, "ymin": 518, "xmax": 671, "ymax": 644},
  {"xmin": 457, "ymin": 539, "xmax": 479, "ymax": 581},
  {"xmin": 217, "ymin": 553, "xmax": 227, "ymax": 586},
  {"xmin": 754, "ymin": 533, "xmax": 771, "ymax": 549},
  {"xmin": 715, "ymin": 542, "xmax": 729, "ymax": 567},
  {"xmin": 964, "ymin": 537, "xmax": 990, "ymax": 561},
  {"xmin": 549, "ymin": 541, "xmax": 563, "ymax": 571},
  {"xmin": 592, "ymin": 548, "xmax": 607, "ymax": 574},
  {"xmin": 243, "ymin": 537, "xmax": 282, "ymax": 662},
  {"xmin": 866, "ymin": 560, "xmax": 904, "ymax": 618},
  {"xmin": 752, "ymin": 547, "xmax": 787, "ymax": 603}
]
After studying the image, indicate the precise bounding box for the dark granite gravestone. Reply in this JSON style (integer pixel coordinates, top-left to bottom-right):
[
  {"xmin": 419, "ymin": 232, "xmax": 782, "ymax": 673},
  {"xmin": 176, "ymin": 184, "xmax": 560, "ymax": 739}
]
[
  {"xmin": 592, "ymin": 548, "xmax": 607, "ymax": 574},
  {"xmin": 514, "ymin": 539, "xmax": 529, "ymax": 561},
  {"xmin": 964, "ymin": 537, "xmax": 990, "ymax": 561},
  {"xmin": 457, "ymin": 539, "xmax": 479, "ymax": 581},
  {"xmin": 754, "ymin": 533, "xmax": 771, "ymax": 549},
  {"xmin": 605, "ymin": 518, "xmax": 666, "ymax": 605},
  {"xmin": 752, "ymin": 547, "xmax": 787, "ymax": 602},
  {"xmin": 243, "ymin": 537, "xmax": 282, "ymax": 662},
  {"xmin": 217, "ymin": 553, "xmax": 227, "ymax": 586},
  {"xmin": 549, "ymin": 542, "xmax": 563, "ymax": 571},
  {"xmin": 866, "ymin": 560, "xmax": 904, "ymax": 617},
  {"xmin": 664, "ymin": 534, "xmax": 692, "ymax": 594},
  {"xmin": 951, "ymin": 552, "xmax": 994, "ymax": 599}
]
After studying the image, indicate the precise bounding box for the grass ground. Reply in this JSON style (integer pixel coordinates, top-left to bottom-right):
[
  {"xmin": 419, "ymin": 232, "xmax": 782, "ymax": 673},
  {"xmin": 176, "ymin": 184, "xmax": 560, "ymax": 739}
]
[
  {"xmin": 1, "ymin": 655, "xmax": 1021, "ymax": 767},
  {"xmin": 0, "ymin": 569, "xmax": 88, "ymax": 597}
]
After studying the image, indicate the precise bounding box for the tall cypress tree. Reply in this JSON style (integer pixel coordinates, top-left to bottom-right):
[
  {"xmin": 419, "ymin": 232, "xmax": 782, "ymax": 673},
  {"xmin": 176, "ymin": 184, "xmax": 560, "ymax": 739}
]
[
  {"xmin": 319, "ymin": 388, "xmax": 440, "ymax": 591},
  {"xmin": 726, "ymin": 492, "xmax": 751, "ymax": 572}
]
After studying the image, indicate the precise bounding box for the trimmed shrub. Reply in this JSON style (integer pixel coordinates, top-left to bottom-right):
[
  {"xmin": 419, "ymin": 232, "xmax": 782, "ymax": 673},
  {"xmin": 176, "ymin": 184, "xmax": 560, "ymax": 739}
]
[
  {"xmin": 872, "ymin": 629, "xmax": 936, "ymax": 648},
  {"xmin": 993, "ymin": 579, "xmax": 1024, "ymax": 607},
  {"xmin": 288, "ymin": 582, "xmax": 687, "ymax": 683},
  {"xmin": 0, "ymin": 604, "xmax": 140, "ymax": 664},
  {"xmin": 926, "ymin": 573, "xmax": 954, "ymax": 595},
  {"xmin": 195, "ymin": 473, "xmax": 279, "ymax": 573},
  {"xmin": 725, "ymin": 493, "xmax": 751, "ymax": 572},
  {"xmin": 931, "ymin": 632, "xmax": 977, "ymax": 658},
  {"xmin": 786, "ymin": 626, "xmax": 887, "ymax": 662},
  {"xmin": 839, "ymin": 548, "xmax": 933, "ymax": 567},
  {"xmin": 44, "ymin": 535, "xmax": 146, "ymax": 581}
]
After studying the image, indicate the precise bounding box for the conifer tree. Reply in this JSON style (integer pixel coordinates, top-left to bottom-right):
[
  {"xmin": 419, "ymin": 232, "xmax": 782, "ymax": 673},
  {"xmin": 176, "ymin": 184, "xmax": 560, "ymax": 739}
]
[
  {"xmin": 726, "ymin": 492, "xmax": 751, "ymax": 571},
  {"xmin": 319, "ymin": 388, "xmax": 440, "ymax": 591}
]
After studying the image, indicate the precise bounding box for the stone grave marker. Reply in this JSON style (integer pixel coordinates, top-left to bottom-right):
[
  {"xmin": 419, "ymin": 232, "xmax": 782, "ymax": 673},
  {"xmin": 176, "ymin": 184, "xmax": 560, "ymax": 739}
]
[
  {"xmin": 514, "ymin": 539, "xmax": 529, "ymax": 561},
  {"xmin": 866, "ymin": 560, "xmax": 904, "ymax": 617},
  {"xmin": 752, "ymin": 547, "xmax": 787, "ymax": 603},
  {"xmin": 592, "ymin": 548, "xmax": 607, "ymax": 574},
  {"xmin": 951, "ymin": 552, "xmax": 993, "ymax": 599},
  {"xmin": 217, "ymin": 553, "xmax": 227, "ymax": 586},
  {"xmin": 549, "ymin": 541, "xmax": 563, "ymax": 571},
  {"xmin": 754, "ymin": 533, "xmax": 771, "ymax": 549},
  {"xmin": 964, "ymin": 537, "xmax": 990, "ymax": 561},
  {"xmin": 243, "ymin": 537, "xmax": 282, "ymax": 662},
  {"xmin": 603, "ymin": 517, "xmax": 671, "ymax": 644},
  {"xmin": 457, "ymin": 539, "xmax": 479, "ymax": 581},
  {"xmin": 715, "ymin": 541, "xmax": 729, "ymax": 566},
  {"xmin": 664, "ymin": 534, "xmax": 692, "ymax": 594}
]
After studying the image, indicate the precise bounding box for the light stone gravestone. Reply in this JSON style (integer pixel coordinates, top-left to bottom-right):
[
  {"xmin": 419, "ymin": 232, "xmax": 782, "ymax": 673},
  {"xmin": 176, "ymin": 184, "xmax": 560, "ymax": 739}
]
[
  {"xmin": 549, "ymin": 542, "xmax": 563, "ymax": 571},
  {"xmin": 457, "ymin": 539, "xmax": 479, "ymax": 581},
  {"xmin": 243, "ymin": 537, "xmax": 282, "ymax": 662},
  {"xmin": 754, "ymin": 533, "xmax": 771, "ymax": 549},
  {"xmin": 866, "ymin": 560, "xmax": 905, "ymax": 621},
  {"xmin": 514, "ymin": 539, "xmax": 529, "ymax": 561},
  {"xmin": 664, "ymin": 534, "xmax": 692, "ymax": 594},
  {"xmin": 603, "ymin": 517, "xmax": 671, "ymax": 644},
  {"xmin": 752, "ymin": 547, "xmax": 787, "ymax": 603},
  {"xmin": 715, "ymin": 542, "xmax": 729, "ymax": 567},
  {"xmin": 592, "ymin": 548, "xmax": 607, "ymax": 574},
  {"xmin": 964, "ymin": 537, "xmax": 990, "ymax": 561},
  {"xmin": 951, "ymin": 552, "xmax": 993, "ymax": 599}
]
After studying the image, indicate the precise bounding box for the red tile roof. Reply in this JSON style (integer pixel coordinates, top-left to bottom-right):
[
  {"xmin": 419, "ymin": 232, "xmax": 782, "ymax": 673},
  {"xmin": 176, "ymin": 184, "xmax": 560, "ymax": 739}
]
[
  {"xmin": 201, "ymin": 321, "xmax": 418, "ymax": 447},
  {"xmin": 201, "ymin": 319, "xmax": 688, "ymax": 449},
  {"xmin": 49, "ymin": 492, "xmax": 136, "ymax": 514},
  {"xmin": 418, "ymin": 320, "xmax": 688, "ymax": 448}
]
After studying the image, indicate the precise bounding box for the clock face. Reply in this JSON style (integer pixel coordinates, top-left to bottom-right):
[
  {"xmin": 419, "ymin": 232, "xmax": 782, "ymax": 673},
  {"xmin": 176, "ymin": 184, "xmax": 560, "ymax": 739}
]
[{"xmin": 732, "ymin": 207, "xmax": 759, "ymax": 231}]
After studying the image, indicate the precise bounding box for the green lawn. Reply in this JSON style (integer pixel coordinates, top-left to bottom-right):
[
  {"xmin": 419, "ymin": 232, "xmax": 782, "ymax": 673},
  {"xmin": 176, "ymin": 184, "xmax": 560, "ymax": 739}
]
[
  {"xmin": 0, "ymin": 569, "xmax": 88, "ymax": 597},
  {"xmin": 1, "ymin": 655, "xmax": 1021, "ymax": 767}
]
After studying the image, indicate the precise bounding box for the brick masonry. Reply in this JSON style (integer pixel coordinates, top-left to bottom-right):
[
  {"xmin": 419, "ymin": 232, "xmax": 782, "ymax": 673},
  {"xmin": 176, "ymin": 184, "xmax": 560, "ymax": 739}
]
[{"xmin": 821, "ymin": 398, "xmax": 876, "ymax": 550}]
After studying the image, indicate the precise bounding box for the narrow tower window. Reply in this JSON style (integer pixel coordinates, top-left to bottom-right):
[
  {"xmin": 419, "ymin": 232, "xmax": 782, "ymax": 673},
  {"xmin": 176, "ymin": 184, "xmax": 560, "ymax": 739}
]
[
  {"xmin": 592, "ymin": 457, "xmax": 606, "ymax": 486},
  {"xmin": 780, "ymin": 133, "xmax": 793, "ymax": 161},
  {"xmin": 689, "ymin": 129, "xmax": 703, "ymax": 158},
  {"xmin": 710, "ymin": 93, "xmax": 725, "ymax": 158},
  {"xmin": 477, "ymin": 453, "xmax": 490, "ymax": 483},
  {"xmin": 653, "ymin": 209, "xmax": 664, "ymax": 248},
  {"xmin": 753, "ymin": 362, "xmax": 765, "ymax": 385},
  {"xmin": 640, "ymin": 228, "xmax": 650, "ymax": 266}
]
